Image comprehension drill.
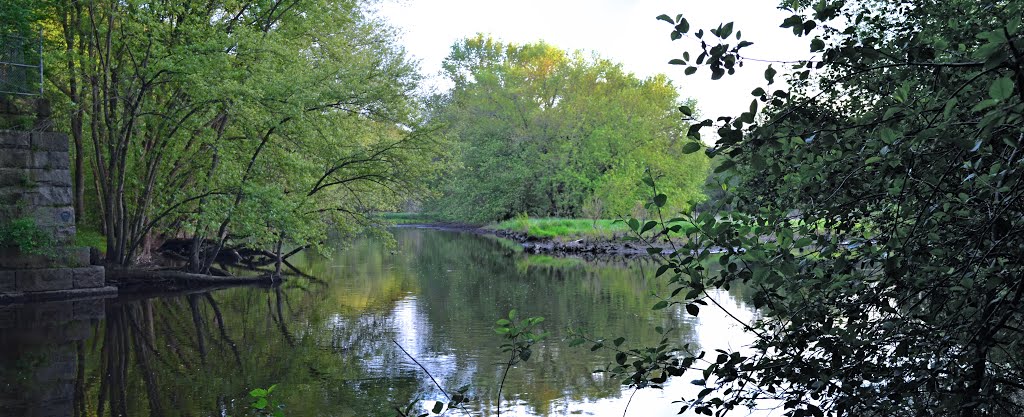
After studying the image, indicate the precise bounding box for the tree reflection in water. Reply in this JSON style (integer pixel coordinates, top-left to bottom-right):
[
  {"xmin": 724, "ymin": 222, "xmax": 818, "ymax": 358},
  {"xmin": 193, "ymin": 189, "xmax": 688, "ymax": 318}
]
[{"xmin": 1, "ymin": 228, "xmax": 755, "ymax": 416}]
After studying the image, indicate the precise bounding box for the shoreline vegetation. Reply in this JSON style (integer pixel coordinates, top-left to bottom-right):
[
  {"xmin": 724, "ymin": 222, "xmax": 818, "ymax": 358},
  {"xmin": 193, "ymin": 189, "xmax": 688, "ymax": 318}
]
[{"xmin": 380, "ymin": 212, "xmax": 694, "ymax": 257}]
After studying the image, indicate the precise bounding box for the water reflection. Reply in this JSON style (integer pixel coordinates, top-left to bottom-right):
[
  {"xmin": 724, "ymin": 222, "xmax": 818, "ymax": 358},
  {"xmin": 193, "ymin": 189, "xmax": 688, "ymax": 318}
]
[{"xmin": 0, "ymin": 228, "xmax": 757, "ymax": 416}]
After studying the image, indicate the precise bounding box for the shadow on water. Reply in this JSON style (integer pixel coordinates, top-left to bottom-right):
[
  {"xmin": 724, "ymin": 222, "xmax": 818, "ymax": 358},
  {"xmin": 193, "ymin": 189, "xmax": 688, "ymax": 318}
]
[{"xmin": 0, "ymin": 228, "xmax": 756, "ymax": 417}]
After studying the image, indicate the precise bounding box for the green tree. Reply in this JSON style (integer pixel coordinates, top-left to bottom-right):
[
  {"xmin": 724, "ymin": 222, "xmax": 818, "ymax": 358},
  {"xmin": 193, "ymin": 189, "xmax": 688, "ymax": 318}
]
[
  {"xmin": 428, "ymin": 35, "xmax": 709, "ymax": 223},
  {"xmin": 22, "ymin": 0, "xmax": 444, "ymax": 268},
  {"xmin": 611, "ymin": 1, "xmax": 1024, "ymax": 416}
]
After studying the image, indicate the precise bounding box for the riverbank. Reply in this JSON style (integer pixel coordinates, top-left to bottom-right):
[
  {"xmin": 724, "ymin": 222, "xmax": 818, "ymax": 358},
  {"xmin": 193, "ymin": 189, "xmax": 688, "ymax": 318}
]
[{"xmin": 390, "ymin": 216, "xmax": 682, "ymax": 257}]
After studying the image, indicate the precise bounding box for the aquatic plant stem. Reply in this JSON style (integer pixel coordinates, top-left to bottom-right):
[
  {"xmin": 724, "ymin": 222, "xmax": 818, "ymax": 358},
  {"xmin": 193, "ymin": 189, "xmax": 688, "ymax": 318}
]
[
  {"xmin": 390, "ymin": 338, "xmax": 473, "ymax": 417},
  {"xmin": 497, "ymin": 348, "xmax": 516, "ymax": 417}
]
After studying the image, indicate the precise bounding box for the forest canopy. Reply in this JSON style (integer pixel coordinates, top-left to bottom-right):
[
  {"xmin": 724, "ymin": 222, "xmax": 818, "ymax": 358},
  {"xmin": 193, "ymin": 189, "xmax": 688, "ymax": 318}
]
[{"xmin": 426, "ymin": 35, "xmax": 710, "ymax": 223}]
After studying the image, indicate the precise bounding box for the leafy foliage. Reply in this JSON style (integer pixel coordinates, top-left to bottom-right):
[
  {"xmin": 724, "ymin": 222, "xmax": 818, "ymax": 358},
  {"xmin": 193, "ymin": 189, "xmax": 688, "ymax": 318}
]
[
  {"xmin": 0, "ymin": 217, "xmax": 54, "ymax": 255},
  {"xmin": 427, "ymin": 35, "xmax": 709, "ymax": 222},
  {"xmin": 27, "ymin": 0, "xmax": 445, "ymax": 267},
  {"xmin": 608, "ymin": 1, "xmax": 1024, "ymax": 416},
  {"xmin": 494, "ymin": 309, "xmax": 547, "ymax": 416},
  {"xmin": 248, "ymin": 384, "xmax": 284, "ymax": 417}
]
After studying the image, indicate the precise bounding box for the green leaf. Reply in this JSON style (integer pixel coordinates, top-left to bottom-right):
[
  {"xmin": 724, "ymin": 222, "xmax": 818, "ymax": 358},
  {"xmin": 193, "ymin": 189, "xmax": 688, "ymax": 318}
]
[
  {"xmin": 686, "ymin": 304, "xmax": 700, "ymax": 316},
  {"xmin": 641, "ymin": 220, "xmax": 657, "ymax": 234},
  {"xmin": 250, "ymin": 388, "xmax": 268, "ymax": 398},
  {"xmin": 943, "ymin": 98, "xmax": 958, "ymax": 118},
  {"xmin": 654, "ymin": 193, "xmax": 668, "ymax": 207},
  {"xmin": 613, "ymin": 337, "xmax": 625, "ymax": 347},
  {"xmin": 519, "ymin": 348, "xmax": 532, "ymax": 361},
  {"xmin": 765, "ymin": 65, "xmax": 777, "ymax": 84},
  {"xmin": 679, "ymin": 105, "xmax": 693, "ymax": 116},
  {"xmin": 810, "ymin": 38, "xmax": 825, "ymax": 52},
  {"xmin": 432, "ymin": 401, "xmax": 444, "ymax": 414},
  {"xmin": 989, "ymin": 76, "xmax": 1015, "ymax": 100},
  {"xmin": 684, "ymin": 66, "xmax": 697, "ymax": 75},
  {"xmin": 880, "ymin": 127, "xmax": 899, "ymax": 144},
  {"xmin": 719, "ymin": 22, "xmax": 734, "ymax": 39},
  {"xmin": 616, "ymin": 352, "xmax": 627, "ymax": 365},
  {"xmin": 675, "ymin": 18, "xmax": 690, "ymax": 33},
  {"xmin": 681, "ymin": 141, "xmax": 702, "ymax": 154},
  {"xmin": 252, "ymin": 398, "xmax": 268, "ymax": 410},
  {"xmin": 714, "ymin": 159, "xmax": 736, "ymax": 173},
  {"xmin": 972, "ymin": 99, "xmax": 998, "ymax": 112},
  {"xmin": 652, "ymin": 300, "xmax": 669, "ymax": 310},
  {"xmin": 656, "ymin": 14, "xmax": 674, "ymax": 24},
  {"xmin": 668, "ymin": 59, "xmax": 685, "ymax": 65}
]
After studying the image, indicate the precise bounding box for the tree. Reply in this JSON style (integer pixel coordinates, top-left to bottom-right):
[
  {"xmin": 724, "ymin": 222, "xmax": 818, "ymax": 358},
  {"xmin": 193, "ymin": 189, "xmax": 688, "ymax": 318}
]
[
  {"xmin": 605, "ymin": 1, "xmax": 1024, "ymax": 416},
  {"xmin": 25, "ymin": 0, "xmax": 444, "ymax": 268},
  {"xmin": 428, "ymin": 35, "xmax": 709, "ymax": 223}
]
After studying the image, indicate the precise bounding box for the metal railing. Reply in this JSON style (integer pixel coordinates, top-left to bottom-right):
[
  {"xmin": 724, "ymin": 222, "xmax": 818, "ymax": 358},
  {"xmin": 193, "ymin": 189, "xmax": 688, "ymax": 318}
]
[{"xmin": 0, "ymin": 30, "xmax": 44, "ymax": 96}]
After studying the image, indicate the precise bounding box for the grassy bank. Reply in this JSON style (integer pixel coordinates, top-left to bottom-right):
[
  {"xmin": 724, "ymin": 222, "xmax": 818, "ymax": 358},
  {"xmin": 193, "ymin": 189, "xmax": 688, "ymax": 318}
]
[
  {"xmin": 487, "ymin": 217, "xmax": 632, "ymax": 240},
  {"xmin": 74, "ymin": 227, "xmax": 107, "ymax": 253},
  {"xmin": 379, "ymin": 212, "xmax": 700, "ymax": 241}
]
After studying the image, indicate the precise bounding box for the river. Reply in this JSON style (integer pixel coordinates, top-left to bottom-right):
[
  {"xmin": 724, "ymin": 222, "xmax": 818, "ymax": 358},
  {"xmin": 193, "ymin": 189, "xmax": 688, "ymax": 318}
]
[{"xmin": 0, "ymin": 227, "xmax": 757, "ymax": 417}]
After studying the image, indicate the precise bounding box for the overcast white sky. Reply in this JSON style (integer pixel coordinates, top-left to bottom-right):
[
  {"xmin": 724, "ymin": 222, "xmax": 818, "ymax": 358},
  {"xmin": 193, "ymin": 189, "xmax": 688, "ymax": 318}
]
[{"xmin": 373, "ymin": 0, "xmax": 810, "ymax": 123}]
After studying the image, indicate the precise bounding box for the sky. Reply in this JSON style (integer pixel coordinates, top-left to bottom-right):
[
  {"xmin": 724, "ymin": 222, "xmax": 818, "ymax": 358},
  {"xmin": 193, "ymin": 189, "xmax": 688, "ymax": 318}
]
[{"xmin": 373, "ymin": 0, "xmax": 810, "ymax": 124}]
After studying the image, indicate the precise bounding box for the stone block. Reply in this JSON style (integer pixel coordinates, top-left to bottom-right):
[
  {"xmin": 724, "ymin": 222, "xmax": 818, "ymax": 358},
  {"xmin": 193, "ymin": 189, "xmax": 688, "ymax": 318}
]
[
  {"xmin": 30, "ymin": 151, "xmax": 70, "ymax": 170},
  {"xmin": 30, "ymin": 186, "xmax": 72, "ymax": 207},
  {"xmin": 0, "ymin": 169, "xmax": 31, "ymax": 187},
  {"xmin": 0, "ymin": 247, "xmax": 89, "ymax": 269},
  {"xmin": 0, "ymin": 270, "xmax": 13, "ymax": 292},
  {"xmin": 31, "ymin": 206, "xmax": 74, "ymax": 227},
  {"xmin": 31, "ymin": 132, "xmax": 66, "ymax": 152},
  {"xmin": 15, "ymin": 268, "xmax": 72, "ymax": 292},
  {"xmin": 4, "ymin": 187, "xmax": 72, "ymax": 207},
  {"xmin": 66, "ymin": 247, "xmax": 90, "ymax": 267},
  {"xmin": 72, "ymin": 266, "xmax": 104, "ymax": 288},
  {"xmin": 0, "ymin": 252, "xmax": 44, "ymax": 269},
  {"xmin": 0, "ymin": 187, "xmax": 27, "ymax": 206},
  {"xmin": 28, "ymin": 169, "xmax": 71, "ymax": 187},
  {"xmin": 0, "ymin": 149, "xmax": 31, "ymax": 168},
  {"xmin": 52, "ymin": 225, "xmax": 76, "ymax": 244},
  {"xmin": 0, "ymin": 131, "xmax": 31, "ymax": 149}
]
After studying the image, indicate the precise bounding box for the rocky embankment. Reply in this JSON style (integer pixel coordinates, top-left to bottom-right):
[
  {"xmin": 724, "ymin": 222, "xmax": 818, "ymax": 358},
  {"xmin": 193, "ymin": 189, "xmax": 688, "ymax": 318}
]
[{"xmin": 490, "ymin": 229, "xmax": 673, "ymax": 256}]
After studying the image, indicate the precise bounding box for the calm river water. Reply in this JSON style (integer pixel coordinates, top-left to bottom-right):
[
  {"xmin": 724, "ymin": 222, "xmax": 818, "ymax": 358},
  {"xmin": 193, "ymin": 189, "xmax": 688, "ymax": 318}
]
[{"xmin": 0, "ymin": 228, "xmax": 757, "ymax": 417}]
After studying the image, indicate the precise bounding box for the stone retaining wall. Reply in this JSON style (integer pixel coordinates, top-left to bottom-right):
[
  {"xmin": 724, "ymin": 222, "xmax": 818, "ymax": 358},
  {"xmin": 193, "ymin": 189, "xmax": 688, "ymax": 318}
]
[
  {"xmin": 0, "ymin": 100, "xmax": 115, "ymax": 303},
  {"xmin": 0, "ymin": 130, "xmax": 76, "ymax": 242}
]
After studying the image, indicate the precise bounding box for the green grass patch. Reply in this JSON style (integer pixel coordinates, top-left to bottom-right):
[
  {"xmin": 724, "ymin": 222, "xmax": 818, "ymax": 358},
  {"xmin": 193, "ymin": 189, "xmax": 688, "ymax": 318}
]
[
  {"xmin": 487, "ymin": 217, "xmax": 631, "ymax": 240},
  {"xmin": 74, "ymin": 227, "xmax": 106, "ymax": 253}
]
